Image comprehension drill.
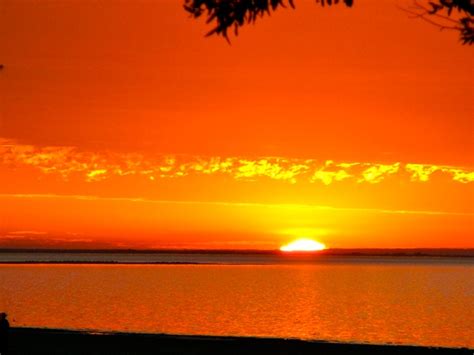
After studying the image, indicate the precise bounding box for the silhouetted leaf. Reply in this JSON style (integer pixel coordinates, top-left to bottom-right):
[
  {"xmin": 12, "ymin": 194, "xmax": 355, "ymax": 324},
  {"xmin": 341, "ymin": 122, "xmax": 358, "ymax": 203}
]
[{"xmin": 184, "ymin": 0, "xmax": 472, "ymax": 45}]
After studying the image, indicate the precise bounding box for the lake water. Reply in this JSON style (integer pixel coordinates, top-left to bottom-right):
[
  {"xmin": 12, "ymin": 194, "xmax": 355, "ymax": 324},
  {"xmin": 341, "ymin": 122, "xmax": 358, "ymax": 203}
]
[{"xmin": 0, "ymin": 254, "xmax": 473, "ymax": 348}]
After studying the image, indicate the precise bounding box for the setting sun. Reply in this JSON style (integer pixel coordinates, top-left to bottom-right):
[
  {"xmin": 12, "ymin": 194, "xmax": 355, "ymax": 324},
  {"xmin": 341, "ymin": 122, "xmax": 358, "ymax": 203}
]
[{"xmin": 280, "ymin": 238, "xmax": 327, "ymax": 252}]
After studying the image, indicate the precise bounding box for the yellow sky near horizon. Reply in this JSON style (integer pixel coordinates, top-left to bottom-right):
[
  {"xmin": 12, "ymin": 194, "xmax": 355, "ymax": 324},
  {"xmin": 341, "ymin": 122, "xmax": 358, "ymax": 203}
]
[{"xmin": 0, "ymin": 0, "xmax": 472, "ymax": 249}]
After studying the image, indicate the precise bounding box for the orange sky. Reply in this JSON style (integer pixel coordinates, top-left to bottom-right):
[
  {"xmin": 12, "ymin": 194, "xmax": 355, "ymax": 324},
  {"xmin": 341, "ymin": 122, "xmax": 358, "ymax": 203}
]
[{"xmin": 0, "ymin": 0, "xmax": 473, "ymax": 249}]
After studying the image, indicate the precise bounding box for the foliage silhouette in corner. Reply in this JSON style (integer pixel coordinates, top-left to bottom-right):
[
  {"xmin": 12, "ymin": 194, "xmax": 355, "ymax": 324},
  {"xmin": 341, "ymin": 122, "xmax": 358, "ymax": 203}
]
[{"xmin": 184, "ymin": 0, "xmax": 473, "ymax": 45}]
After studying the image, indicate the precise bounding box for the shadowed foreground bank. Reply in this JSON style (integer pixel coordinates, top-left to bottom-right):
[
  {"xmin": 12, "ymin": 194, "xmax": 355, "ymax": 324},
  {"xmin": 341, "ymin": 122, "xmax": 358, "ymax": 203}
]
[{"xmin": 7, "ymin": 328, "xmax": 472, "ymax": 355}]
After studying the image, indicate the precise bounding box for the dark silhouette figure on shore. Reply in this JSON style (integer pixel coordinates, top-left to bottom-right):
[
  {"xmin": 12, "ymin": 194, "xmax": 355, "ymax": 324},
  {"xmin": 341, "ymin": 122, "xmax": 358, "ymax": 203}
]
[{"xmin": 0, "ymin": 313, "xmax": 9, "ymax": 355}]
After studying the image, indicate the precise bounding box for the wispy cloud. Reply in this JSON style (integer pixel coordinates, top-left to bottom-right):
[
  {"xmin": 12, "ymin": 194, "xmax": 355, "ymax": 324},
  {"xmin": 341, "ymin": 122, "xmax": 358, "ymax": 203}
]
[
  {"xmin": 310, "ymin": 160, "xmax": 353, "ymax": 185},
  {"xmin": 358, "ymin": 163, "xmax": 400, "ymax": 183},
  {"xmin": 8, "ymin": 230, "xmax": 48, "ymax": 236},
  {"xmin": 406, "ymin": 163, "xmax": 474, "ymax": 183},
  {"xmin": 1, "ymin": 139, "xmax": 473, "ymax": 185},
  {"xmin": 0, "ymin": 232, "xmax": 118, "ymax": 249},
  {"xmin": 1, "ymin": 193, "xmax": 472, "ymax": 216}
]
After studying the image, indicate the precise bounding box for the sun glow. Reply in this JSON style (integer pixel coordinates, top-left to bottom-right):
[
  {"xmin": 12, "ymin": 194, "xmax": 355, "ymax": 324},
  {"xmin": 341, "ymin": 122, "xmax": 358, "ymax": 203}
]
[{"xmin": 280, "ymin": 238, "xmax": 326, "ymax": 252}]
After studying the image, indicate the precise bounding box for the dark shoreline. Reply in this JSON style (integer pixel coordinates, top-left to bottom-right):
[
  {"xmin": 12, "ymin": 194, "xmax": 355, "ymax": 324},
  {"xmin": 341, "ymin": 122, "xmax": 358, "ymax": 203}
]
[
  {"xmin": 1, "ymin": 258, "xmax": 474, "ymax": 266},
  {"xmin": 2, "ymin": 254, "xmax": 474, "ymax": 265},
  {"xmin": 5, "ymin": 327, "xmax": 472, "ymax": 355},
  {"xmin": 1, "ymin": 248, "xmax": 474, "ymax": 257},
  {"xmin": 1, "ymin": 248, "xmax": 474, "ymax": 265},
  {"xmin": 0, "ymin": 261, "xmax": 210, "ymax": 265}
]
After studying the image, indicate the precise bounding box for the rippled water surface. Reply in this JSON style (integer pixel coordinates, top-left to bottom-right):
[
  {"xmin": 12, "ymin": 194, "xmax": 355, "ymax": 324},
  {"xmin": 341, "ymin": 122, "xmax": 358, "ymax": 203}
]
[{"xmin": 1, "ymin": 257, "xmax": 473, "ymax": 348}]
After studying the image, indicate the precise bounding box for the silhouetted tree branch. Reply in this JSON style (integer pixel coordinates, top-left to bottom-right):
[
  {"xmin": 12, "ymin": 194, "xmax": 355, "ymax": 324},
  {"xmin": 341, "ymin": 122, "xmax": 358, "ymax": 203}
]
[
  {"xmin": 184, "ymin": 0, "xmax": 353, "ymax": 41},
  {"xmin": 402, "ymin": 0, "xmax": 473, "ymax": 45},
  {"xmin": 184, "ymin": 0, "xmax": 473, "ymax": 45}
]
